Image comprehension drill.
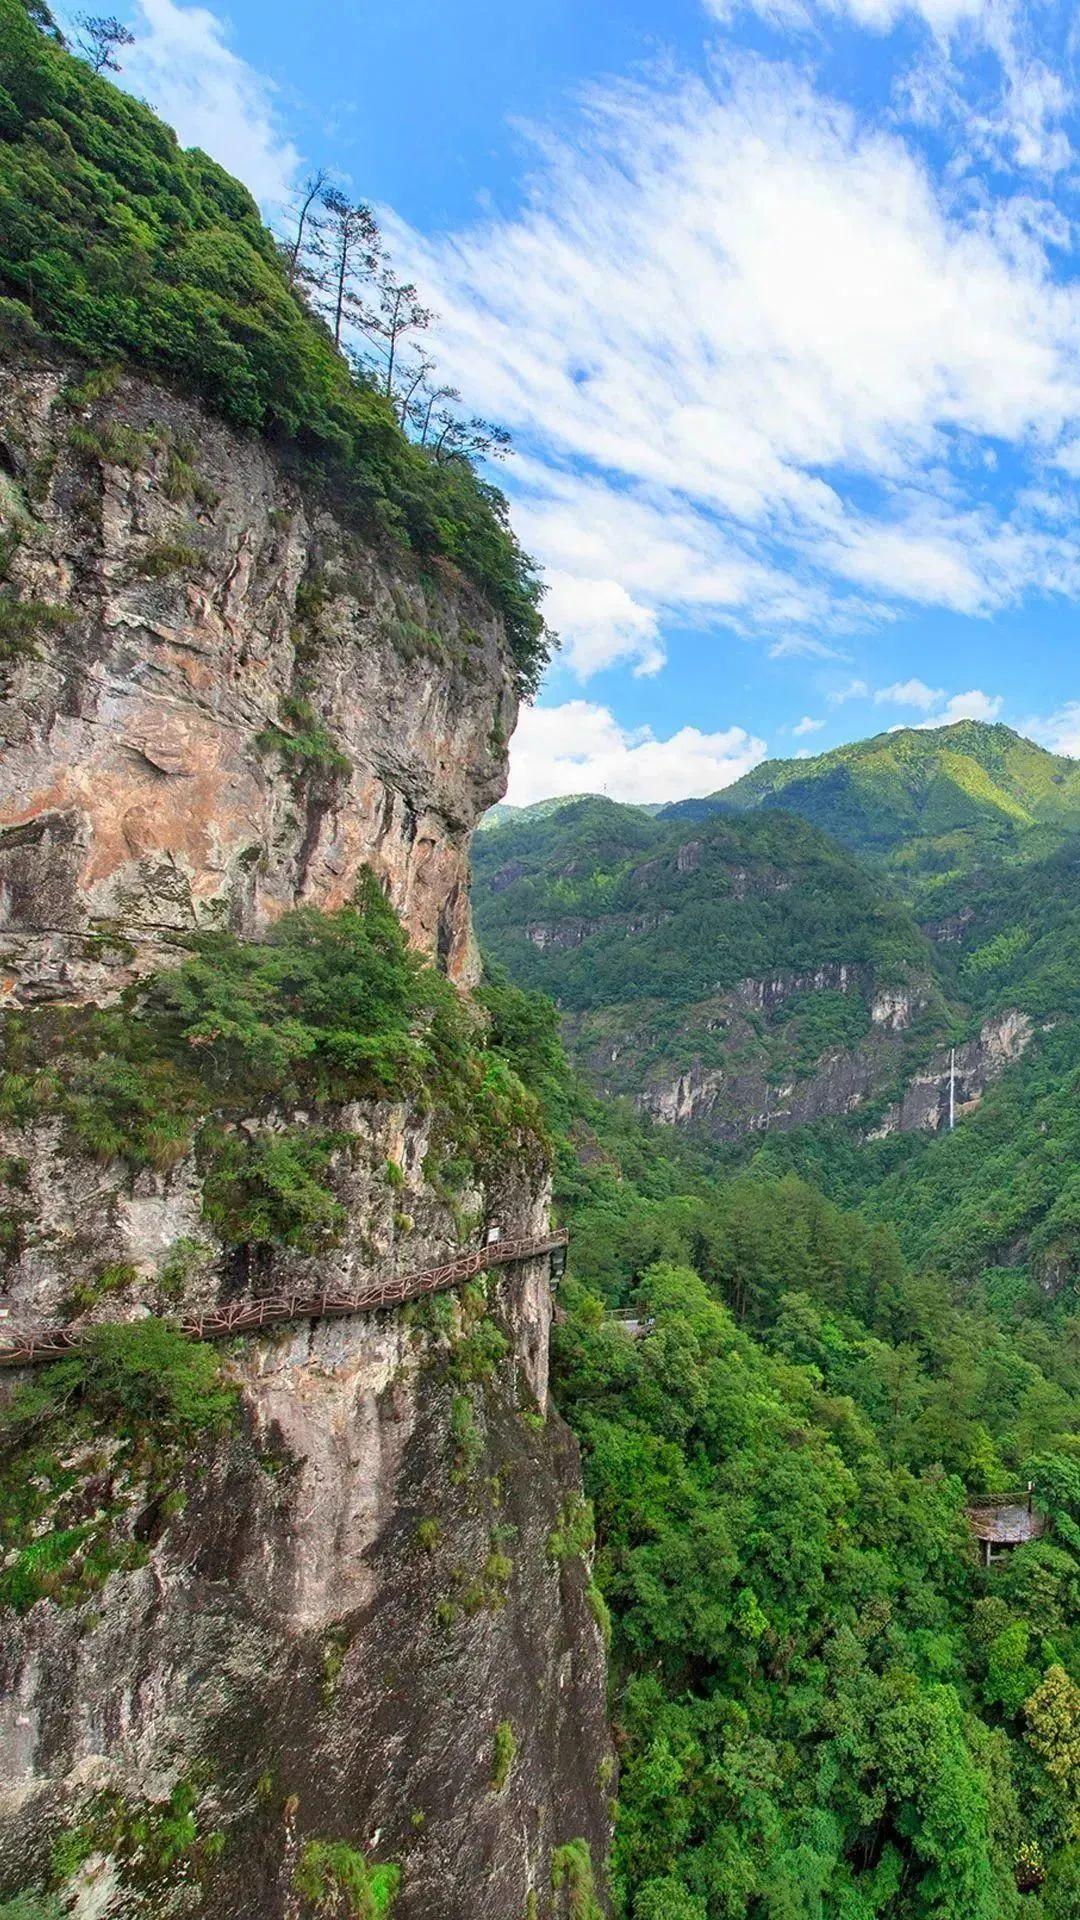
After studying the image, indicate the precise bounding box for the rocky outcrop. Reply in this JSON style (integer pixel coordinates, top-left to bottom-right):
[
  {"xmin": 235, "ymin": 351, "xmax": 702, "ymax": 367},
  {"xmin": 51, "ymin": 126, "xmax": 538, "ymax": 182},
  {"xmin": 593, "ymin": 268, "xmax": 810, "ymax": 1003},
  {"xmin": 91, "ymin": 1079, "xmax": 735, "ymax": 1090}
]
[
  {"xmin": 526, "ymin": 911, "xmax": 670, "ymax": 952},
  {"xmin": 627, "ymin": 1000, "xmax": 1032, "ymax": 1144},
  {"xmin": 635, "ymin": 1036, "xmax": 900, "ymax": 1137},
  {"xmin": 565, "ymin": 965, "xmax": 940, "ymax": 1142},
  {"xmin": 0, "ymin": 1043, "xmax": 613, "ymax": 1916},
  {"xmin": 0, "ymin": 1189, "xmax": 611, "ymax": 1918},
  {"xmin": 0, "ymin": 358, "xmax": 517, "ymax": 1002},
  {"xmin": 866, "ymin": 1009, "xmax": 1034, "ymax": 1138},
  {"xmin": 0, "ymin": 360, "xmax": 612, "ymax": 1916}
]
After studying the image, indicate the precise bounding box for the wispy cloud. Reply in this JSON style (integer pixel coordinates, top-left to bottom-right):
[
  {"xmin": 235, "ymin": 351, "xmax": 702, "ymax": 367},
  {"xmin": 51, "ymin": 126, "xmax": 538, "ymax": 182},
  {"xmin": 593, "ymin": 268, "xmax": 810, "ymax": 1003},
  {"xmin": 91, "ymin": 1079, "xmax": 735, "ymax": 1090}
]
[
  {"xmin": 873, "ymin": 679, "xmax": 1003, "ymax": 722},
  {"xmin": 388, "ymin": 48, "xmax": 1080, "ymax": 677},
  {"xmin": 1022, "ymin": 701, "xmax": 1080, "ymax": 755},
  {"xmin": 792, "ymin": 713, "xmax": 826, "ymax": 733},
  {"xmin": 506, "ymin": 702, "xmax": 766, "ymax": 805},
  {"xmin": 120, "ymin": 0, "xmax": 301, "ymax": 209}
]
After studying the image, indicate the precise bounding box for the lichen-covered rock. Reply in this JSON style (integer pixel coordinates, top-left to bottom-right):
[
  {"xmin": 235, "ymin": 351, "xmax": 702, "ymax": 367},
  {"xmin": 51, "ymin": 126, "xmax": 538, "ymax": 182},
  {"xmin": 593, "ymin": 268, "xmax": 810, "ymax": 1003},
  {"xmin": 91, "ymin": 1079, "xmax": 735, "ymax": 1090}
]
[{"xmin": 0, "ymin": 357, "xmax": 517, "ymax": 1001}]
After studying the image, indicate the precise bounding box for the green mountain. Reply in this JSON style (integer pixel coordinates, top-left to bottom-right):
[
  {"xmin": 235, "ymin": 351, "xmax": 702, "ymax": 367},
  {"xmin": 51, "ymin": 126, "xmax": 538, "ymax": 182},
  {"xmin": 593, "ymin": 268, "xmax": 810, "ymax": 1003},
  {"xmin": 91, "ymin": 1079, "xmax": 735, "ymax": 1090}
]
[
  {"xmin": 711, "ymin": 721, "xmax": 1080, "ymax": 884},
  {"xmin": 478, "ymin": 794, "xmax": 597, "ymax": 832},
  {"xmin": 474, "ymin": 795, "xmax": 956, "ymax": 1139}
]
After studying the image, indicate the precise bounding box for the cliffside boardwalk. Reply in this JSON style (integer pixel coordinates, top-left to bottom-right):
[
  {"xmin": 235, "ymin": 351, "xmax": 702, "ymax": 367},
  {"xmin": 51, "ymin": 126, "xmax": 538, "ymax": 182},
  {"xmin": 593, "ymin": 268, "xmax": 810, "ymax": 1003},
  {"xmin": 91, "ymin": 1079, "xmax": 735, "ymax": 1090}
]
[{"xmin": 0, "ymin": 1231, "xmax": 569, "ymax": 1368}]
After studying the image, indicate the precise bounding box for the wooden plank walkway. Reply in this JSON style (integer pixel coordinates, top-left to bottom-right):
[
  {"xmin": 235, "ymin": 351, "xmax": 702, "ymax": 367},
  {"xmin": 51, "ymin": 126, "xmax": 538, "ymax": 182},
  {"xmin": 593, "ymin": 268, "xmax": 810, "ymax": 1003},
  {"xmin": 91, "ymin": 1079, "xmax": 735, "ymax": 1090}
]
[{"xmin": 0, "ymin": 1230, "xmax": 569, "ymax": 1368}]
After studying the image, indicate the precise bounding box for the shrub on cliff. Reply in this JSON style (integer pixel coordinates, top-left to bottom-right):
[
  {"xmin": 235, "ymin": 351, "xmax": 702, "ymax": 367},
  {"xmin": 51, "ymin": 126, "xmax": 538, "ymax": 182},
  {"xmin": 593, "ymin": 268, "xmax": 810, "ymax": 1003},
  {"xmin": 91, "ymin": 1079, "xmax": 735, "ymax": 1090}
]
[
  {"xmin": 0, "ymin": 1323, "xmax": 237, "ymax": 1612},
  {"xmin": 0, "ymin": 0, "xmax": 551, "ymax": 694},
  {"xmin": 0, "ymin": 873, "xmax": 546, "ymax": 1252}
]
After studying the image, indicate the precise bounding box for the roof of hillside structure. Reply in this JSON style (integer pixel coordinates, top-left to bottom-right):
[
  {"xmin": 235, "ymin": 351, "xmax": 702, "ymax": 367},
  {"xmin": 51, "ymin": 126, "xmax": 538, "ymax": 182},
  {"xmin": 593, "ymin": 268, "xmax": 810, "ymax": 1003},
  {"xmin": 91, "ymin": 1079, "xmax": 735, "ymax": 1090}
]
[{"xmin": 967, "ymin": 1500, "xmax": 1046, "ymax": 1546}]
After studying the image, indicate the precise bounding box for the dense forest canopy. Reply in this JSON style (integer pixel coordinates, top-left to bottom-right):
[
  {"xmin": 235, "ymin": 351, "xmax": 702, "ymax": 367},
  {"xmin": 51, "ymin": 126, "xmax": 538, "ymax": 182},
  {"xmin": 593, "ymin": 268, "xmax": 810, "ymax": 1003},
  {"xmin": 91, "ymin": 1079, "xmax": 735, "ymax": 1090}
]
[
  {"xmin": 473, "ymin": 798, "xmax": 934, "ymax": 1013},
  {"xmin": 712, "ymin": 722, "xmax": 1080, "ymax": 890},
  {"xmin": 496, "ymin": 982, "xmax": 1080, "ymax": 1920},
  {"xmin": 478, "ymin": 717, "xmax": 1080, "ymax": 1918},
  {"xmin": 0, "ymin": 0, "xmax": 551, "ymax": 692}
]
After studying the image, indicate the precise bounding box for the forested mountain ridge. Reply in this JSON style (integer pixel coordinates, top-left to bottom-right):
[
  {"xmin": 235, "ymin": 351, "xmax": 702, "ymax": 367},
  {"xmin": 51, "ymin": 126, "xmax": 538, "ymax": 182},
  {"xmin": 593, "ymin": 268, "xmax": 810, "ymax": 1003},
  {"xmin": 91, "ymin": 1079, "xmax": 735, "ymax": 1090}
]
[
  {"xmin": 473, "ymin": 793, "xmax": 1032, "ymax": 1141},
  {"xmin": 708, "ymin": 721, "xmax": 1080, "ymax": 887},
  {"xmin": 750, "ymin": 830, "xmax": 1080, "ymax": 1291}
]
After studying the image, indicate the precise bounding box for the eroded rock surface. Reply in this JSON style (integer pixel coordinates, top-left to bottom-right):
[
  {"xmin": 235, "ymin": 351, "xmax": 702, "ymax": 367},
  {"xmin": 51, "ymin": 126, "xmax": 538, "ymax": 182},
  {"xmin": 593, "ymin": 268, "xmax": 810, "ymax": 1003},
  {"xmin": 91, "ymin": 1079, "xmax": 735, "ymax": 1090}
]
[
  {"xmin": 0, "ymin": 359, "xmax": 517, "ymax": 1000},
  {"xmin": 0, "ymin": 362, "xmax": 612, "ymax": 1917}
]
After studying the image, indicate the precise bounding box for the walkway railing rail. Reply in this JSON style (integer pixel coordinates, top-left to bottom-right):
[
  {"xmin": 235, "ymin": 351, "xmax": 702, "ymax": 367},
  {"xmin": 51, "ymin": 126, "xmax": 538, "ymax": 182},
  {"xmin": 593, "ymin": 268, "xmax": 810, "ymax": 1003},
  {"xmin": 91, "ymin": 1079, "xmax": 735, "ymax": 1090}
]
[
  {"xmin": 0, "ymin": 1230, "xmax": 569, "ymax": 1369},
  {"xmin": 965, "ymin": 1488, "xmax": 1034, "ymax": 1512}
]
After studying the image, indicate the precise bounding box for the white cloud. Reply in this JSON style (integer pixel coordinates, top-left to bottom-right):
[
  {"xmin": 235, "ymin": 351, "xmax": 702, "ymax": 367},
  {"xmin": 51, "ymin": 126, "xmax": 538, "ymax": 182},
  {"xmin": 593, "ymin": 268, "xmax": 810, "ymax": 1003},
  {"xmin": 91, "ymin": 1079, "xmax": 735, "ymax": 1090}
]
[
  {"xmin": 1022, "ymin": 702, "xmax": 1080, "ymax": 756},
  {"xmin": 868, "ymin": 679, "xmax": 1002, "ymax": 722},
  {"xmin": 792, "ymin": 714, "xmax": 826, "ymax": 734},
  {"xmin": 874, "ymin": 677, "xmax": 943, "ymax": 708},
  {"xmin": 540, "ymin": 571, "xmax": 665, "ymax": 677},
  {"xmin": 709, "ymin": 0, "xmax": 1072, "ymax": 177},
  {"xmin": 829, "ymin": 678, "xmax": 871, "ymax": 704},
  {"xmin": 933, "ymin": 688, "xmax": 1003, "ymax": 722},
  {"xmin": 505, "ymin": 702, "xmax": 766, "ymax": 806},
  {"xmin": 387, "ymin": 50, "xmax": 1080, "ymax": 678},
  {"xmin": 119, "ymin": 0, "xmax": 301, "ymax": 209},
  {"xmin": 707, "ymin": 0, "xmax": 992, "ymax": 29}
]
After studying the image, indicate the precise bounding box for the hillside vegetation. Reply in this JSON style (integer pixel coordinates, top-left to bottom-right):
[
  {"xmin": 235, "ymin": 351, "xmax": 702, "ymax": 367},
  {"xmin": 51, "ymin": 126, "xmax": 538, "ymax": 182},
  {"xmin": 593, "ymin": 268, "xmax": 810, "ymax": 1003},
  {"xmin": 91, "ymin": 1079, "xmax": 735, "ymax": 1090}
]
[
  {"xmin": 474, "ymin": 796, "xmax": 953, "ymax": 1131},
  {"xmin": 712, "ymin": 723, "xmax": 1080, "ymax": 887},
  {"xmin": 487, "ymin": 983, "xmax": 1080, "ymax": 1919},
  {"xmin": 751, "ymin": 832, "xmax": 1080, "ymax": 1291},
  {"xmin": 475, "ymin": 798, "xmax": 932, "ymax": 1011},
  {"xmin": 476, "ymin": 733, "xmax": 1080, "ymax": 1920},
  {"xmin": 0, "ymin": 0, "xmax": 549, "ymax": 689}
]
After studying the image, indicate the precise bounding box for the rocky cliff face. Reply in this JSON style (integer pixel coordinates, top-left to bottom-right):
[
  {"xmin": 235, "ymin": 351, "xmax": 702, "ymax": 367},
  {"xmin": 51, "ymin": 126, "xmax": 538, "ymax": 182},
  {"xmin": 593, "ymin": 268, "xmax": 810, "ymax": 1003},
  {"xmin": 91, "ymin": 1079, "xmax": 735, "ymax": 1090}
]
[
  {"xmin": 565, "ymin": 965, "xmax": 936, "ymax": 1142},
  {"xmin": 622, "ymin": 994, "xmax": 1031, "ymax": 1144},
  {"xmin": 0, "ymin": 362, "xmax": 611, "ymax": 1916},
  {"xmin": 0, "ymin": 1185, "xmax": 611, "ymax": 1919},
  {"xmin": 0, "ymin": 358, "xmax": 516, "ymax": 1002},
  {"xmin": 865, "ymin": 1008, "xmax": 1034, "ymax": 1138}
]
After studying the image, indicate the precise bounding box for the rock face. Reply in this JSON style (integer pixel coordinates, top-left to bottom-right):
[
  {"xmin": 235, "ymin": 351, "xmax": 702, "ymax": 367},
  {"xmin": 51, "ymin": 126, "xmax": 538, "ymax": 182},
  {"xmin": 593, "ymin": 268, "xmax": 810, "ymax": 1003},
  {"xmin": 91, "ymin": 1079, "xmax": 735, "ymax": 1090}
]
[
  {"xmin": 0, "ymin": 358, "xmax": 517, "ymax": 1001},
  {"xmin": 0, "ymin": 362, "xmax": 612, "ymax": 1915},
  {"xmin": 626, "ymin": 998, "xmax": 1032, "ymax": 1144},
  {"xmin": 866, "ymin": 1009, "xmax": 1034, "ymax": 1138},
  {"xmin": 0, "ymin": 1200, "xmax": 612, "ymax": 1919},
  {"xmin": 566, "ymin": 965, "xmax": 938, "ymax": 1142}
]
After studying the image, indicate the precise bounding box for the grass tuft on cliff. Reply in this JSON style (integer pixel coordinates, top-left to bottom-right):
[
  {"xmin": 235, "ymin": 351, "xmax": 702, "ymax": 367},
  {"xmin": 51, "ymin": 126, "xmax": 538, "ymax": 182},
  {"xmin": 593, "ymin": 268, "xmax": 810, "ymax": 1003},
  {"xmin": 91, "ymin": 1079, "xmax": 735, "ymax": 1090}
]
[
  {"xmin": 0, "ymin": 1321, "xmax": 237, "ymax": 1612},
  {"xmin": 0, "ymin": 0, "xmax": 550, "ymax": 694}
]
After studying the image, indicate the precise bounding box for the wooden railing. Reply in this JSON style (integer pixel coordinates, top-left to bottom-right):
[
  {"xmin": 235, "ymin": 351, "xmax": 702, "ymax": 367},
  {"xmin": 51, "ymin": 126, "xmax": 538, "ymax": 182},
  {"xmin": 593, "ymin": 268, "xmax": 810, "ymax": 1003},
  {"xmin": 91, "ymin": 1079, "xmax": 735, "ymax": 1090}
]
[{"xmin": 0, "ymin": 1230, "xmax": 569, "ymax": 1369}]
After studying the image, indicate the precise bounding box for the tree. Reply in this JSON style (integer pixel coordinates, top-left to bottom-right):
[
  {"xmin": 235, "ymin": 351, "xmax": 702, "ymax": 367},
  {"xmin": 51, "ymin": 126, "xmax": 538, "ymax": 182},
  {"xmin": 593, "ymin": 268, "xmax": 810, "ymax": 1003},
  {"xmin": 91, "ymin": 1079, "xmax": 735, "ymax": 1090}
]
[
  {"xmin": 315, "ymin": 188, "xmax": 380, "ymax": 349},
  {"xmin": 429, "ymin": 404, "xmax": 512, "ymax": 466},
  {"xmin": 405, "ymin": 375, "xmax": 512, "ymax": 462},
  {"xmin": 355, "ymin": 266, "xmax": 434, "ymax": 403},
  {"xmin": 73, "ymin": 12, "xmax": 133, "ymax": 71},
  {"xmin": 1025, "ymin": 1666, "xmax": 1080, "ymax": 1835},
  {"xmin": 280, "ymin": 167, "xmax": 328, "ymax": 293}
]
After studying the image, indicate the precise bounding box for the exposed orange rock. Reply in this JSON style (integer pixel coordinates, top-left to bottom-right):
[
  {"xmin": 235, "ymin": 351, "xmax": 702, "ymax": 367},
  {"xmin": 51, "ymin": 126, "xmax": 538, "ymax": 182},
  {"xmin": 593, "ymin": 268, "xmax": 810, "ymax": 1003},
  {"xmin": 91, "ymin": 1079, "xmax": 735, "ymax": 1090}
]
[{"xmin": 0, "ymin": 360, "xmax": 517, "ymax": 1001}]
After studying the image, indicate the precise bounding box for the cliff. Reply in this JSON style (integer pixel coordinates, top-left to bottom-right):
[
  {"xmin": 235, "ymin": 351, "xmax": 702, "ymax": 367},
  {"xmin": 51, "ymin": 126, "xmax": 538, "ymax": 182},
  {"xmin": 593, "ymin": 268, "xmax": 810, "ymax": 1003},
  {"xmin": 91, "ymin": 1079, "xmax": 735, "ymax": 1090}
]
[
  {"xmin": 0, "ymin": 362, "xmax": 611, "ymax": 1918},
  {"xmin": 0, "ymin": 357, "xmax": 517, "ymax": 1000}
]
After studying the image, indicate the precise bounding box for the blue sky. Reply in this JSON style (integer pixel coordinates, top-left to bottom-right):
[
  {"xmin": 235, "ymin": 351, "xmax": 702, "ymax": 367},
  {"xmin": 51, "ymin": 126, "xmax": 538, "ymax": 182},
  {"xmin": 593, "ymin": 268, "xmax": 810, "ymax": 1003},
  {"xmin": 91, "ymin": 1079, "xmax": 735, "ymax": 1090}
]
[{"xmin": 98, "ymin": 0, "xmax": 1080, "ymax": 803}]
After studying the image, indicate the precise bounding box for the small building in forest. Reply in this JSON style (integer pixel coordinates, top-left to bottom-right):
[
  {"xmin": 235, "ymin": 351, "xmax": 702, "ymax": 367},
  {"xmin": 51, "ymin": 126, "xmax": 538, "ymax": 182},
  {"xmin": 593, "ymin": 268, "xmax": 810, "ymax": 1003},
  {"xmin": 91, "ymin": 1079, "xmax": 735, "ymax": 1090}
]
[{"xmin": 967, "ymin": 1488, "xmax": 1046, "ymax": 1566}]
